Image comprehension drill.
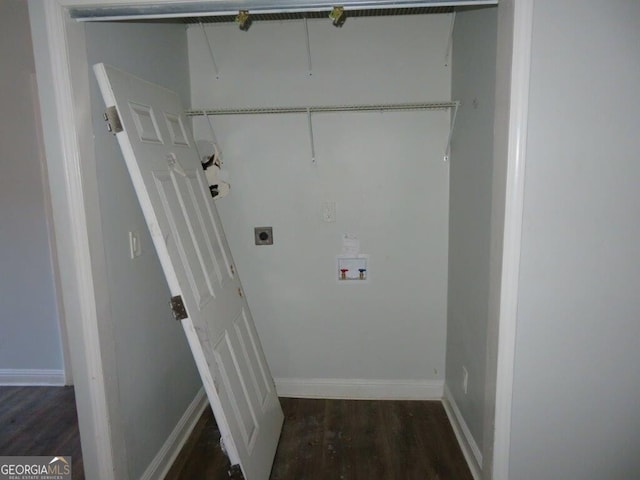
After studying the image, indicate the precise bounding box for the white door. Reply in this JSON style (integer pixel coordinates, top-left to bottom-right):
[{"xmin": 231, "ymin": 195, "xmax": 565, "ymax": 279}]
[{"xmin": 94, "ymin": 63, "xmax": 283, "ymax": 480}]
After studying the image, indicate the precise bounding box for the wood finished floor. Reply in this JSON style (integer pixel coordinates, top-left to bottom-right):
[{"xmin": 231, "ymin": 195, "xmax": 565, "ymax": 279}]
[
  {"xmin": 0, "ymin": 387, "xmax": 472, "ymax": 480},
  {"xmin": 0, "ymin": 386, "xmax": 83, "ymax": 479},
  {"xmin": 167, "ymin": 398, "xmax": 473, "ymax": 480}
]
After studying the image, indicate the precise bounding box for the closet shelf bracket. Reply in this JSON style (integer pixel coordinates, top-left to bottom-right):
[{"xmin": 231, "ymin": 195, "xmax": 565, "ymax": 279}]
[
  {"xmin": 304, "ymin": 17, "xmax": 313, "ymax": 76},
  {"xmin": 445, "ymin": 11, "xmax": 456, "ymax": 67},
  {"xmin": 200, "ymin": 20, "xmax": 220, "ymax": 79},
  {"xmin": 443, "ymin": 100, "xmax": 460, "ymax": 162},
  {"xmin": 307, "ymin": 108, "xmax": 316, "ymax": 163}
]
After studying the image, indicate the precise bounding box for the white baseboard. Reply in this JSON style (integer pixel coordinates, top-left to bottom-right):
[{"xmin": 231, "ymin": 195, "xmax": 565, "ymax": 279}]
[
  {"xmin": 442, "ymin": 385, "xmax": 482, "ymax": 480},
  {"xmin": 139, "ymin": 387, "xmax": 209, "ymax": 480},
  {"xmin": 275, "ymin": 378, "xmax": 444, "ymax": 400},
  {"xmin": 0, "ymin": 369, "xmax": 66, "ymax": 386}
]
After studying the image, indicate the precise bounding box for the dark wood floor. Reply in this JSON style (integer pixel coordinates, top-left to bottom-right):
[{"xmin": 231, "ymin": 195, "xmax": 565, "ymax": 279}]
[
  {"xmin": 167, "ymin": 398, "xmax": 473, "ymax": 480},
  {"xmin": 0, "ymin": 386, "xmax": 83, "ymax": 479},
  {"xmin": 0, "ymin": 387, "xmax": 471, "ymax": 480}
]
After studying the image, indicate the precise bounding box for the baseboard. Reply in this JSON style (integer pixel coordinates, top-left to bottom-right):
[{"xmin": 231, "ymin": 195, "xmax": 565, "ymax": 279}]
[
  {"xmin": 139, "ymin": 387, "xmax": 209, "ymax": 480},
  {"xmin": 275, "ymin": 378, "xmax": 444, "ymax": 400},
  {"xmin": 0, "ymin": 369, "xmax": 65, "ymax": 386},
  {"xmin": 442, "ymin": 385, "xmax": 482, "ymax": 480}
]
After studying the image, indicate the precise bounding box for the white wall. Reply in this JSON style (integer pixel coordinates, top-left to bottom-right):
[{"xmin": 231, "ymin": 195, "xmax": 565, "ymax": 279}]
[
  {"xmin": 83, "ymin": 21, "xmax": 202, "ymax": 479},
  {"xmin": 188, "ymin": 15, "xmax": 452, "ymax": 394},
  {"xmin": 0, "ymin": 0, "xmax": 64, "ymax": 382},
  {"xmin": 510, "ymin": 1, "xmax": 640, "ymax": 478},
  {"xmin": 446, "ymin": 4, "xmax": 497, "ymax": 465}
]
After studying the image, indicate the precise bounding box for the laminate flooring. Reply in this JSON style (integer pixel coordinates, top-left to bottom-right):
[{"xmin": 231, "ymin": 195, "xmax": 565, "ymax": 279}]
[
  {"xmin": 167, "ymin": 398, "xmax": 473, "ymax": 480},
  {"xmin": 0, "ymin": 386, "xmax": 83, "ymax": 479},
  {"xmin": 0, "ymin": 387, "xmax": 472, "ymax": 480}
]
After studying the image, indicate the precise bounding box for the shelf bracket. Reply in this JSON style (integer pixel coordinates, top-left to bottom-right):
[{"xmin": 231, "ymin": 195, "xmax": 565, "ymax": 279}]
[
  {"xmin": 304, "ymin": 17, "xmax": 313, "ymax": 76},
  {"xmin": 200, "ymin": 21, "xmax": 220, "ymax": 79},
  {"xmin": 204, "ymin": 112, "xmax": 220, "ymax": 148},
  {"xmin": 307, "ymin": 108, "xmax": 316, "ymax": 163},
  {"xmin": 444, "ymin": 12, "xmax": 456, "ymax": 67},
  {"xmin": 443, "ymin": 101, "xmax": 460, "ymax": 162}
]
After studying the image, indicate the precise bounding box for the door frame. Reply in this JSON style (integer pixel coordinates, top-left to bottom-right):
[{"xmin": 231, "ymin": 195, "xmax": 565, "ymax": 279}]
[
  {"xmin": 29, "ymin": 2, "xmax": 127, "ymax": 479},
  {"xmin": 29, "ymin": 1, "xmax": 532, "ymax": 478},
  {"xmin": 30, "ymin": 65, "xmax": 74, "ymax": 386},
  {"xmin": 483, "ymin": 0, "xmax": 533, "ymax": 478}
]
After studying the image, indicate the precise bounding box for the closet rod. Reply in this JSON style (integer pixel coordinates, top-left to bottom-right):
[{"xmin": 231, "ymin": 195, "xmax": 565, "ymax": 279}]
[{"xmin": 186, "ymin": 101, "xmax": 459, "ymax": 116}]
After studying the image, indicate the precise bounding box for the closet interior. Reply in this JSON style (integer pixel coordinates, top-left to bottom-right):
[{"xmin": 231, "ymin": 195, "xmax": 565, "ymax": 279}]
[{"xmin": 77, "ymin": 3, "xmax": 498, "ymax": 477}]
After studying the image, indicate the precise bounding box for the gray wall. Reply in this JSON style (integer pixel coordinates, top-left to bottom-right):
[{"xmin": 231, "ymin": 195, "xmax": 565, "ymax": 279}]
[
  {"xmin": 187, "ymin": 15, "xmax": 452, "ymax": 389},
  {"xmin": 0, "ymin": 0, "xmax": 63, "ymax": 377},
  {"xmin": 446, "ymin": 5, "xmax": 497, "ymax": 459},
  {"xmin": 84, "ymin": 22, "xmax": 202, "ymax": 479},
  {"xmin": 510, "ymin": 1, "xmax": 640, "ymax": 478}
]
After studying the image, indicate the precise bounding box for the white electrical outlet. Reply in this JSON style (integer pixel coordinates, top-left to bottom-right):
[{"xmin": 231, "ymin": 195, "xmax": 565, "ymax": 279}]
[
  {"xmin": 321, "ymin": 201, "xmax": 336, "ymax": 223},
  {"xmin": 462, "ymin": 366, "xmax": 469, "ymax": 394}
]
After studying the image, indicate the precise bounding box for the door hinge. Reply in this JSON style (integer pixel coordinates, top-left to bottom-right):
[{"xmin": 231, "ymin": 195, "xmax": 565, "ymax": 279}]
[
  {"xmin": 170, "ymin": 295, "xmax": 188, "ymax": 321},
  {"xmin": 103, "ymin": 106, "xmax": 123, "ymax": 134},
  {"xmin": 228, "ymin": 464, "xmax": 245, "ymax": 480}
]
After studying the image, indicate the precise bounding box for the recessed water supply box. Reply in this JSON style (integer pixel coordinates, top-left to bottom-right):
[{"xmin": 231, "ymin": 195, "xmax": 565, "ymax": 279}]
[{"xmin": 336, "ymin": 255, "xmax": 369, "ymax": 283}]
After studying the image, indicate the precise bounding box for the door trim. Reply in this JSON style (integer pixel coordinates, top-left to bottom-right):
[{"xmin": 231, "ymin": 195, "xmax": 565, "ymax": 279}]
[
  {"xmin": 489, "ymin": 0, "xmax": 534, "ymax": 478},
  {"xmin": 29, "ymin": 70, "xmax": 73, "ymax": 386},
  {"xmin": 28, "ymin": 2, "xmax": 123, "ymax": 478}
]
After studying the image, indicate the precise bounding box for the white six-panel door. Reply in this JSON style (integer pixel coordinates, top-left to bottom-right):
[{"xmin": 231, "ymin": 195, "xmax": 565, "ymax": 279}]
[{"xmin": 93, "ymin": 63, "xmax": 283, "ymax": 480}]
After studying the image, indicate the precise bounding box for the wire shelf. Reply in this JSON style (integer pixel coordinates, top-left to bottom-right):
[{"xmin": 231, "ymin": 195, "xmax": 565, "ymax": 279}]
[{"xmin": 186, "ymin": 101, "xmax": 458, "ymax": 116}]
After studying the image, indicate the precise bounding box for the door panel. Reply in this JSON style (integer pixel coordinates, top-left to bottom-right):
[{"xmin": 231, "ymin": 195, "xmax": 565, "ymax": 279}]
[{"xmin": 94, "ymin": 63, "xmax": 283, "ymax": 480}]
